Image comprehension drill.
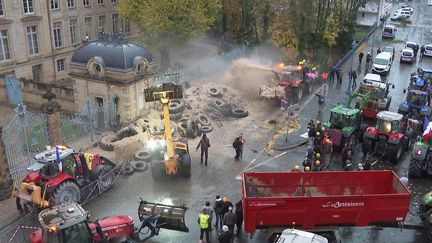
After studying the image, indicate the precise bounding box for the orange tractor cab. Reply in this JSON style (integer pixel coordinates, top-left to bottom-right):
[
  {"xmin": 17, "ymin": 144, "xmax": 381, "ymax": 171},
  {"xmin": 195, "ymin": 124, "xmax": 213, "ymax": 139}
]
[
  {"xmin": 12, "ymin": 146, "xmax": 120, "ymax": 212},
  {"xmin": 29, "ymin": 200, "xmax": 188, "ymax": 243}
]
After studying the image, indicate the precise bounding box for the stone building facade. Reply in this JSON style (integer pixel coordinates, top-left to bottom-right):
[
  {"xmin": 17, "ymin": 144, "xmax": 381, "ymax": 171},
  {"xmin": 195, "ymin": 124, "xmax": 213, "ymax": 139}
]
[{"xmin": 0, "ymin": 0, "xmax": 138, "ymax": 84}]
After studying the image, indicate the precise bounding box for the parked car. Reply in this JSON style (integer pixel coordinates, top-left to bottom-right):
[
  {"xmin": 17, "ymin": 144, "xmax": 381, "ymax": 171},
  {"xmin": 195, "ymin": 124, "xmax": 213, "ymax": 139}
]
[
  {"xmin": 391, "ymin": 12, "xmax": 411, "ymax": 21},
  {"xmin": 382, "ymin": 25, "xmax": 396, "ymax": 39},
  {"xmin": 382, "ymin": 45, "xmax": 395, "ymax": 60},
  {"xmin": 372, "ymin": 52, "xmax": 393, "ymax": 76},
  {"xmin": 400, "ymin": 48, "xmax": 415, "ymax": 64},
  {"xmin": 424, "ymin": 44, "xmax": 432, "ymax": 57},
  {"xmin": 275, "ymin": 229, "xmax": 328, "ymax": 243},
  {"xmin": 396, "ymin": 7, "xmax": 413, "ymax": 14},
  {"xmin": 405, "ymin": 41, "xmax": 419, "ymax": 56}
]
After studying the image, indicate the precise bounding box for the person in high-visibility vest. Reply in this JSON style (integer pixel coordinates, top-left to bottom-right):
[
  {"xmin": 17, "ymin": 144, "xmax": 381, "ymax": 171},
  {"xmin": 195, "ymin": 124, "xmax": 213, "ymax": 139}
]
[{"xmin": 198, "ymin": 209, "xmax": 210, "ymax": 243}]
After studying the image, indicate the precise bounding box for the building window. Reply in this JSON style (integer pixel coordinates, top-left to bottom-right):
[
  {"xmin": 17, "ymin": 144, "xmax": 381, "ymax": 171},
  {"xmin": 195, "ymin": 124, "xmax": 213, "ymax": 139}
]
[
  {"xmin": 0, "ymin": 30, "xmax": 10, "ymax": 61},
  {"xmin": 84, "ymin": 17, "xmax": 92, "ymax": 39},
  {"xmin": 98, "ymin": 0, "xmax": 104, "ymax": 5},
  {"xmin": 56, "ymin": 58, "xmax": 65, "ymax": 72},
  {"xmin": 98, "ymin": 15, "xmax": 105, "ymax": 32},
  {"xmin": 27, "ymin": 26, "xmax": 39, "ymax": 55},
  {"xmin": 0, "ymin": 0, "xmax": 4, "ymax": 16},
  {"xmin": 111, "ymin": 0, "xmax": 117, "ymax": 4},
  {"xmin": 112, "ymin": 14, "xmax": 119, "ymax": 33},
  {"xmin": 53, "ymin": 22, "xmax": 62, "ymax": 48},
  {"xmin": 83, "ymin": 0, "xmax": 90, "ymax": 6},
  {"xmin": 23, "ymin": 0, "xmax": 34, "ymax": 14},
  {"xmin": 51, "ymin": 0, "xmax": 60, "ymax": 10},
  {"xmin": 123, "ymin": 19, "xmax": 130, "ymax": 34},
  {"xmin": 69, "ymin": 19, "xmax": 78, "ymax": 45},
  {"xmin": 67, "ymin": 0, "xmax": 75, "ymax": 8}
]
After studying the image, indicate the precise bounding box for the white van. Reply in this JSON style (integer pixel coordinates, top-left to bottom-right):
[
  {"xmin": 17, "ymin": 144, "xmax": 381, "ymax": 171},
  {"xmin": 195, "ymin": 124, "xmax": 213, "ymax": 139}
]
[
  {"xmin": 372, "ymin": 52, "xmax": 393, "ymax": 76},
  {"xmin": 275, "ymin": 229, "xmax": 328, "ymax": 243},
  {"xmin": 382, "ymin": 25, "xmax": 396, "ymax": 39}
]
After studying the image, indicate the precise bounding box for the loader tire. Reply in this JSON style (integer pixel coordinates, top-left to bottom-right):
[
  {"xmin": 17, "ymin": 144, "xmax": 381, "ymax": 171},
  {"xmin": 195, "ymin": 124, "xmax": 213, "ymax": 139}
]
[
  {"xmin": 180, "ymin": 154, "xmax": 191, "ymax": 178},
  {"xmin": 408, "ymin": 158, "xmax": 422, "ymax": 178},
  {"xmin": 50, "ymin": 181, "xmax": 81, "ymax": 206},
  {"xmin": 151, "ymin": 161, "xmax": 165, "ymax": 179}
]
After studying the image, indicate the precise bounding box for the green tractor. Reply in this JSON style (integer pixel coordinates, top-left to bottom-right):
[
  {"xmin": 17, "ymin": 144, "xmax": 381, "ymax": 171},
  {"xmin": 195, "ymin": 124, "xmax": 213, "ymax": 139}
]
[
  {"xmin": 324, "ymin": 105, "xmax": 361, "ymax": 149},
  {"xmin": 419, "ymin": 191, "xmax": 432, "ymax": 240},
  {"xmin": 409, "ymin": 135, "xmax": 432, "ymax": 178}
]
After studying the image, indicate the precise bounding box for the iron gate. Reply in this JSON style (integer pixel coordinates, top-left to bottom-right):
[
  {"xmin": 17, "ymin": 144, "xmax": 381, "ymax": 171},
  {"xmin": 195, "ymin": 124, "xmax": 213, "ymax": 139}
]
[{"xmin": 3, "ymin": 75, "xmax": 23, "ymax": 105}]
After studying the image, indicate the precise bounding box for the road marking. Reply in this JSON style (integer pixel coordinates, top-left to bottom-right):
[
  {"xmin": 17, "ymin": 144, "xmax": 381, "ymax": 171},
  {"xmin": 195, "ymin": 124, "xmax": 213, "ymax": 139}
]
[
  {"xmin": 245, "ymin": 151, "xmax": 288, "ymax": 171},
  {"xmin": 234, "ymin": 147, "xmax": 266, "ymax": 180}
]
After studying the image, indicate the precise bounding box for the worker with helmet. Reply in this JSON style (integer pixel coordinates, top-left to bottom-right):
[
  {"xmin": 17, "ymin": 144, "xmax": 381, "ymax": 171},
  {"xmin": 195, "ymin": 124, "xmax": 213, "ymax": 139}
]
[
  {"xmin": 302, "ymin": 156, "xmax": 312, "ymax": 172},
  {"xmin": 304, "ymin": 166, "xmax": 311, "ymax": 172},
  {"xmin": 313, "ymin": 160, "xmax": 321, "ymax": 171},
  {"xmin": 291, "ymin": 165, "xmax": 301, "ymax": 172},
  {"xmin": 313, "ymin": 132, "xmax": 322, "ymax": 154},
  {"xmin": 307, "ymin": 120, "xmax": 316, "ymax": 146},
  {"xmin": 357, "ymin": 163, "xmax": 364, "ymax": 171}
]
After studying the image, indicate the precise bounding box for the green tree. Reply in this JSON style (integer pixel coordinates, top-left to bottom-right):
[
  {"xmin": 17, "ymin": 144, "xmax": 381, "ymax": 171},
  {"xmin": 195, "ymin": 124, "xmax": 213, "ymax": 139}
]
[{"xmin": 119, "ymin": 0, "xmax": 220, "ymax": 70}]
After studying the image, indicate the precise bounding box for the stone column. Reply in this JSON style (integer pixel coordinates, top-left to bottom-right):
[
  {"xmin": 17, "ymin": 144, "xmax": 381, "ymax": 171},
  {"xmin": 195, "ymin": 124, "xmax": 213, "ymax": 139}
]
[
  {"xmin": 41, "ymin": 90, "xmax": 63, "ymax": 146},
  {"xmin": 0, "ymin": 127, "xmax": 13, "ymax": 201}
]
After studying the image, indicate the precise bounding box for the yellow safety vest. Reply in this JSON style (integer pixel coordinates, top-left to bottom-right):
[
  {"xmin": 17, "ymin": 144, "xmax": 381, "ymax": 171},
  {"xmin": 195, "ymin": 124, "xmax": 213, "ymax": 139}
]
[{"xmin": 199, "ymin": 214, "xmax": 209, "ymax": 229}]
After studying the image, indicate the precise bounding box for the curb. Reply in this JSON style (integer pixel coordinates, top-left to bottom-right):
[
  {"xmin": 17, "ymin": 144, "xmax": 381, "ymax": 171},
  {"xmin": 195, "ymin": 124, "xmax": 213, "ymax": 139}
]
[{"xmin": 272, "ymin": 139, "xmax": 308, "ymax": 151}]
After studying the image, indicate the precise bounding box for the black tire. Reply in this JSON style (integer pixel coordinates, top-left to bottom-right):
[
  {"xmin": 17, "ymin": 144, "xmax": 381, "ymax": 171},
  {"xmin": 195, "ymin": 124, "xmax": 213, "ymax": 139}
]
[
  {"xmin": 201, "ymin": 125, "xmax": 213, "ymax": 133},
  {"xmin": 131, "ymin": 161, "xmax": 148, "ymax": 172},
  {"xmin": 169, "ymin": 100, "xmax": 185, "ymax": 114},
  {"xmin": 116, "ymin": 126, "xmax": 138, "ymax": 139},
  {"xmin": 209, "ymin": 87, "xmax": 223, "ymax": 97},
  {"xmin": 50, "ymin": 181, "xmax": 81, "ymax": 206},
  {"xmin": 186, "ymin": 126, "xmax": 197, "ymax": 138},
  {"xmin": 197, "ymin": 123, "xmax": 202, "ymax": 136},
  {"xmin": 99, "ymin": 135, "xmax": 118, "ymax": 151},
  {"xmin": 151, "ymin": 161, "xmax": 165, "ymax": 179},
  {"xmin": 197, "ymin": 114, "xmax": 211, "ymax": 126},
  {"xmin": 295, "ymin": 85, "xmax": 304, "ymax": 100},
  {"xmin": 121, "ymin": 164, "xmax": 134, "ymax": 176},
  {"xmin": 170, "ymin": 112, "xmax": 183, "ymax": 121},
  {"xmin": 387, "ymin": 143, "xmax": 403, "ymax": 163},
  {"xmin": 212, "ymin": 99, "xmax": 231, "ymax": 114},
  {"xmin": 362, "ymin": 139, "xmax": 374, "ymax": 157},
  {"xmin": 135, "ymin": 148, "xmax": 151, "ymax": 161},
  {"xmin": 94, "ymin": 165, "xmax": 115, "ymax": 192},
  {"xmin": 408, "ymin": 158, "xmax": 422, "ymax": 178},
  {"xmin": 180, "ymin": 154, "xmax": 191, "ymax": 178},
  {"xmin": 231, "ymin": 108, "xmax": 249, "ymax": 118}
]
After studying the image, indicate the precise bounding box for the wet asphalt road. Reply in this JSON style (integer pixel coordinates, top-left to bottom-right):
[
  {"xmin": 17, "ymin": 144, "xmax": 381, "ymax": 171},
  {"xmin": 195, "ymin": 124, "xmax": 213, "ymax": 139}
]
[{"xmin": 3, "ymin": 1, "xmax": 432, "ymax": 243}]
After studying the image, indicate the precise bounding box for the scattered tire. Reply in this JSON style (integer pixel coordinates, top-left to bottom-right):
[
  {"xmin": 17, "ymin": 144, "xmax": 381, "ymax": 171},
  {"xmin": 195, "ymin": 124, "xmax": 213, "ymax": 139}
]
[
  {"xmin": 116, "ymin": 126, "xmax": 138, "ymax": 139},
  {"xmin": 197, "ymin": 114, "xmax": 211, "ymax": 126},
  {"xmin": 197, "ymin": 123, "xmax": 202, "ymax": 136},
  {"xmin": 200, "ymin": 125, "xmax": 213, "ymax": 133},
  {"xmin": 135, "ymin": 149, "xmax": 151, "ymax": 162},
  {"xmin": 99, "ymin": 135, "xmax": 119, "ymax": 151},
  {"xmin": 50, "ymin": 181, "xmax": 81, "ymax": 206},
  {"xmin": 408, "ymin": 158, "xmax": 422, "ymax": 178},
  {"xmin": 121, "ymin": 164, "xmax": 134, "ymax": 176},
  {"xmin": 94, "ymin": 165, "xmax": 115, "ymax": 192},
  {"xmin": 231, "ymin": 108, "xmax": 249, "ymax": 118},
  {"xmin": 186, "ymin": 126, "xmax": 197, "ymax": 138},
  {"xmin": 169, "ymin": 99, "xmax": 185, "ymax": 114},
  {"xmin": 131, "ymin": 161, "xmax": 148, "ymax": 172},
  {"xmin": 170, "ymin": 112, "xmax": 183, "ymax": 121},
  {"xmin": 209, "ymin": 87, "xmax": 223, "ymax": 97},
  {"xmin": 211, "ymin": 99, "xmax": 231, "ymax": 115}
]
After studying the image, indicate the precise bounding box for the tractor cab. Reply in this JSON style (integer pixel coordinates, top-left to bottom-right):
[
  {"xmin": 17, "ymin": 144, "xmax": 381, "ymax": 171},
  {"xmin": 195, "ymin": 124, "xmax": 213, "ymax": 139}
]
[
  {"xmin": 29, "ymin": 203, "xmax": 135, "ymax": 243},
  {"xmin": 326, "ymin": 105, "xmax": 361, "ymax": 131},
  {"xmin": 375, "ymin": 111, "xmax": 403, "ymax": 135},
  {"xmin": 272, "ymin": 64, "xmax": 303, "ymax": 86},
  {"xmin": 31, "ymin": 146, "xmax": 75, "ymax": 178},
  {"xmin": 399, "ymin": 89, "xmax": 431, "ymax": 117}
]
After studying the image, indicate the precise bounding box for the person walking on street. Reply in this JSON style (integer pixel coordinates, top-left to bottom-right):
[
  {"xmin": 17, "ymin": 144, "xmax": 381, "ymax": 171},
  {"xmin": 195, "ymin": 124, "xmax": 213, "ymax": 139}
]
[
  {"xmin": 421, "ymin": 45, "xmax": 425, "ymax": 59},
  {"xmin": 213, "ymin": 195, "xmax": 224, "ymax": 231},
  {"xmin": 366, "ymin": 52, "xmax": 372, "ymax": 71},
  {"xmin": 221, "ymin": 196, "xmax": 233, "ymax": 218},
  {"xmin": 351, "ymin": 70, "xmax": 357, "ymax": 90},
  {"xmin": 218, "ymin": 225, "xmax": 234, "ymax": 243},
  {"xmin": 198, "ymin": 209, "xmax": 211, "ymax": 243},
  {"xmin": 203, "ymin": 201, "xmax": 214, "ymax": 231},
  {"xmin": 307, "ymin": 119, "xmax": 316, "ymax": 146},
  {"xmin": 196, "ymin": 133, "xmax": 210, "ymax": 166},
  {"xmin": 337, "ymin": 68, "xmax": 343, "ymax": 87},
  {"xmin": 233, "ymin": 134, "xmax": 245, "ymax": 160},
  {"xmin": 329, "ymin": 67, "xmax": 336, "ymax": 85},
  {"xmin": 223, "ymin": 206, "xmax": 236, "ymax": 233},
  {"xmin": 235, "ymin": 200, "xmax": 243, "ymax": 236},
  {"xmin": 377, "ymin": 48, "xmax": 381, "ymax": 55},
  {"xmin": 359, "ymin": 51, "xmax": 364, "ymax": 65}
]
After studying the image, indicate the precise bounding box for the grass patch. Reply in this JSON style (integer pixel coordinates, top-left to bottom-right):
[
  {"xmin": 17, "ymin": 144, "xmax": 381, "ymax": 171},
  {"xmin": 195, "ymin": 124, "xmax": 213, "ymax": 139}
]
[
  {"xmin": 382, "ymin": 39, "xmax": 405, "ymax": 44},
  {"xmin": 353, "ymin": 26, "xmax": 370, "ymax": 41}
]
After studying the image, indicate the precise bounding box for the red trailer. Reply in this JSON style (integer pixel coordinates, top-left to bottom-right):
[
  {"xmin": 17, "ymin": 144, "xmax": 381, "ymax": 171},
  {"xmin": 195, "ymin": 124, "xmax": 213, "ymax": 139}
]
[{"xmin": 242, "ymin": 171, "xmax": 411, "ymax": 236}]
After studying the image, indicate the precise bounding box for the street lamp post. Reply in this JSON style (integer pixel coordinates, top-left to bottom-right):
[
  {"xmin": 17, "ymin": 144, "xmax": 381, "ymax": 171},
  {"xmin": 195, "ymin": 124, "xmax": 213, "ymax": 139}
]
[{"xmin": 370, "ymin": 0, "xmax": 382, "ymax": 55}]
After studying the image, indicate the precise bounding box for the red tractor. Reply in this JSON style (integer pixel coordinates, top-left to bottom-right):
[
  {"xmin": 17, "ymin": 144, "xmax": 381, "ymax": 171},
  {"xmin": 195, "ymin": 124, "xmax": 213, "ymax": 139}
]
[
  {"xmin": 29, "ymin": 200, "xmax": 189, "ymax": 243},
  {"xmin": 362, "ymin": 111, "xmax": 412, "ymax": 162},
  {"xmin": 12, "ymin": 146, "xmax": 120, "ymax": 212}
]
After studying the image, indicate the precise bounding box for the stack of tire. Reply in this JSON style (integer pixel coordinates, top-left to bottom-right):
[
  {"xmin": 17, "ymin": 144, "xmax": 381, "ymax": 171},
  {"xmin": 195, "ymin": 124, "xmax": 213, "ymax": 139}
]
[
  {"xmin": 209, "ymin": 87, "xmax": 249, "ymax": 119},
  {"xmin": 177, "ymin": 113, "xmax": 213, "ymax": 139},
  {"xmin": 168, "ymin": 99, "xmax": 186, "ymax": 121},
  {"xmin": 99, "ymin": 119, "xmax": 149, "ymax": 152},
  {"xmin": 121, "ymin": 148, "xmax": 151, "ymax": 176}
]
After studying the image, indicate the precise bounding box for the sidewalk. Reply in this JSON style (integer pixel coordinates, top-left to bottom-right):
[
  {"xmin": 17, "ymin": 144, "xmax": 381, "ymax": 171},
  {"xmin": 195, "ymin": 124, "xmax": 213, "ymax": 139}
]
[{"xmin": 273, "ymin": 27, "xmax": 382, "ymax": 150}]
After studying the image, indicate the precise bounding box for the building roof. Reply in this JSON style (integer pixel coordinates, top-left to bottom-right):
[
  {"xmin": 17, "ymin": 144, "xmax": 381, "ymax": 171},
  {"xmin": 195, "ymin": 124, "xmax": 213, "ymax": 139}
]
[{"xmin": 70, "ymin": 39, "xmax": 155, "ymax": 72}]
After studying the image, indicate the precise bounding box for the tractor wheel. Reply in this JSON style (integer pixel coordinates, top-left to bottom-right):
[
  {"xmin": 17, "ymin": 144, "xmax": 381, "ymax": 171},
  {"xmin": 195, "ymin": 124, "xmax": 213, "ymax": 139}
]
[
  {"xmin": 387, "ymin": 143, "xmax": 403, "ymax": 163},
  {"xmin": 180, "ymin": 154, "xmax": 191, "ymax": 178},
  {"xmin": 362, "ymin": 139, "xmax": 374, "ymax": 157},
  {"xmin": 151, "ymin": 161, "xmax": 165, "ymax": 179},
  {"xmin": 295, "ymin": 86, "xmax": 304, "ymax": 100},
  {"xmin": 50, "ymin": 181, "xmax": 81, "ymax": 206},
  {"xmin": 408, "ymin": 158, "xmax": 422, "ymax": 178},
  {"xmin": 94, "ymin": 165, "xmax": 115, "ymax": 192}
]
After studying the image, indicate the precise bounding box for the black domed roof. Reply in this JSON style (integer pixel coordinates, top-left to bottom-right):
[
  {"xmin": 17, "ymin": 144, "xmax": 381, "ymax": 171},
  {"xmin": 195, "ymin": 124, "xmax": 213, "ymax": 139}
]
[{"xmin": 70, "ymin": 40, "xmax": 155, "ymax": 72}]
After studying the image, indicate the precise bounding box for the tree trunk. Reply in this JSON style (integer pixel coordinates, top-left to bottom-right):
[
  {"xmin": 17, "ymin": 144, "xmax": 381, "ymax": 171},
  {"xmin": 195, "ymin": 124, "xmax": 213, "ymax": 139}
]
[{"xmin": 159, "ymin": 49, "xmax": 171, "ymax": 71}]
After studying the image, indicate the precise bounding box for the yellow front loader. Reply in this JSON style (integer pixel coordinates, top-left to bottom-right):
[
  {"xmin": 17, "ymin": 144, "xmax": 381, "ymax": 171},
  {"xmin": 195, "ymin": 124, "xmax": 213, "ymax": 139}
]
[{"xmin": 144, "ymin": 83, "xmax": 191, "ymax": 179}]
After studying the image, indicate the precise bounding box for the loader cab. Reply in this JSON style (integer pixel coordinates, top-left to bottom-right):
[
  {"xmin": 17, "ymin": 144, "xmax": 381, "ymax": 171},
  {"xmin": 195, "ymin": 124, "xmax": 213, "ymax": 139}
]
[{"xmin": 30, "ymin": 203, "xmax": 93, "ymax": 243}]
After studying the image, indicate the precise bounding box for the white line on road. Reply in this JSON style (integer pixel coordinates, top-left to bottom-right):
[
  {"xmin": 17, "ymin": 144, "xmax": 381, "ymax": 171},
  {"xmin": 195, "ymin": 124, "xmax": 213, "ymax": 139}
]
[
  {"xmin": 300, "ymin": 132, "xmax": 309, "ymax": 138},
  {"xmin": 234, "ymin": 147, "xmax": 266, "ymax": 180},
  {"xmin": 245, "ymin": 151, "xmax": 288, "ymax": 171}
]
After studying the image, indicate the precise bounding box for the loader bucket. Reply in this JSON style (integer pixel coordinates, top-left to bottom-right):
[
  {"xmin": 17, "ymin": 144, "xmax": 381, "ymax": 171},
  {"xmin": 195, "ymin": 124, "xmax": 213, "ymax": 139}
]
[
  {"xmin": 138, "ymin": 200, "xmax": 189, "ymax": 232},
  {"xmin": 144, "ymin": 83, "xmax": 183, "ymax": 102}
]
